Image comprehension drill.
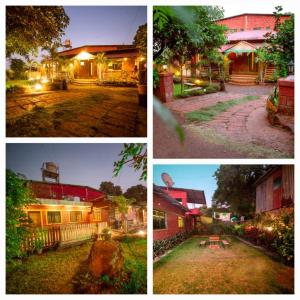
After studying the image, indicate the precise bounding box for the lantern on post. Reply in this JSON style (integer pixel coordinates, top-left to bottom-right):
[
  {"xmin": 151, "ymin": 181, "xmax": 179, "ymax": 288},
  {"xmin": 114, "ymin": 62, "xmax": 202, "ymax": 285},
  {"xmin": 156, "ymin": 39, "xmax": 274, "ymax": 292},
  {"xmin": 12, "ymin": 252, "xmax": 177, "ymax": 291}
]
[{"xmin": 288, "ymin": 60, "xmax": 294, "ymax": 75}]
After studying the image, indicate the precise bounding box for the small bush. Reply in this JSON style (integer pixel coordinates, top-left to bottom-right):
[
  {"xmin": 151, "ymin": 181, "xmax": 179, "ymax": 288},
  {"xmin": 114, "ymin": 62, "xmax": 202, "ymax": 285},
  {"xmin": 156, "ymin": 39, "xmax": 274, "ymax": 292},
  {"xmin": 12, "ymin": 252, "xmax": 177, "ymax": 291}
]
[{"xmin": 153, "ymin": 232, "xmax": 190, "ymax": 258}]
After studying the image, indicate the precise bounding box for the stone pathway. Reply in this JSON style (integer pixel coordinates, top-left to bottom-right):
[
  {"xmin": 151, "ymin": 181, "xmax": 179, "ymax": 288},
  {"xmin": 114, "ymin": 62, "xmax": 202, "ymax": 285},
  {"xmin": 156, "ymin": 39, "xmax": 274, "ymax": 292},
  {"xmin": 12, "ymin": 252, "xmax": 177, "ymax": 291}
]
[
  {"xmin": 6, "ymin": 85, "xmax": 146, "ymax": 137},
  {"xmin": 154, "ymin": 84, "xmax": 294, "ymax": 158}
]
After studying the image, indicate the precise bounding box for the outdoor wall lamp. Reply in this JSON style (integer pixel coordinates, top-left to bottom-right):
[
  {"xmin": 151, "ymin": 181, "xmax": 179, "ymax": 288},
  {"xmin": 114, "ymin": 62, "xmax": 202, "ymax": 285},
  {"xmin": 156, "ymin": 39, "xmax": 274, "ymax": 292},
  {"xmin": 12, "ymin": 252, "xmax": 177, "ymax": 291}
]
[{"xmin": 288, "ymin": 60, "xmax": 294, "ymax": 75}]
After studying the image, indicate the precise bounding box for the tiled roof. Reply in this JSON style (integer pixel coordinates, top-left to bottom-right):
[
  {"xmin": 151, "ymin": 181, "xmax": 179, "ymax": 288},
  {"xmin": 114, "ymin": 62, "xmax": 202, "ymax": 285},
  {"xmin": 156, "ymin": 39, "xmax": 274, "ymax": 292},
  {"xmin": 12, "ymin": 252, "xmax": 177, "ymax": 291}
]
[
  {"xmin": 58, "ymin": 45, "xmax": 137, "ymax": 57},
  {"xmin": 227, "ymin": 30, "xmax": 275, "ymax": 42}
]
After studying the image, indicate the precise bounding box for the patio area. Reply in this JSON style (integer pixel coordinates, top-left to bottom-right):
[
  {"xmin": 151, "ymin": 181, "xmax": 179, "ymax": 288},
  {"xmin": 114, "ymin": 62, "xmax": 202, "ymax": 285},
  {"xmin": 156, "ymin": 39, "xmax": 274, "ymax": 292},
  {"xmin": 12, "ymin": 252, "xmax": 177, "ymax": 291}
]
[
  {"xmin": 6, "ymin": 84, "xmax": 146, "ymax": 137},
  {"xmin": 153, "ymin": 236, "xmax": 294, "ymax": 294}
]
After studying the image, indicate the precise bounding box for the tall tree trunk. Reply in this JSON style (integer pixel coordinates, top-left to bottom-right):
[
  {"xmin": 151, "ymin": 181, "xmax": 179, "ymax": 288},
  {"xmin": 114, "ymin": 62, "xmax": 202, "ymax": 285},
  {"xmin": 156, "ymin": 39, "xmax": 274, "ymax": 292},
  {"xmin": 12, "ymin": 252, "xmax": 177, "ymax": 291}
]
[{"xmin": 180, "ymin": 60, "xmax": 183, "ymax": 94}]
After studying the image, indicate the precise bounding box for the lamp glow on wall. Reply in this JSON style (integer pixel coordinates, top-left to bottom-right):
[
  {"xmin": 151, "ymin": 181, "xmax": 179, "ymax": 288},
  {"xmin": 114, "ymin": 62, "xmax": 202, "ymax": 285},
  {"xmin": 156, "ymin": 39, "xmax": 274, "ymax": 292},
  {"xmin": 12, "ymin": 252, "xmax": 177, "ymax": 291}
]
[{"xmin": 75, "ymin": 51, "xmax": 94, "ymax": 61}]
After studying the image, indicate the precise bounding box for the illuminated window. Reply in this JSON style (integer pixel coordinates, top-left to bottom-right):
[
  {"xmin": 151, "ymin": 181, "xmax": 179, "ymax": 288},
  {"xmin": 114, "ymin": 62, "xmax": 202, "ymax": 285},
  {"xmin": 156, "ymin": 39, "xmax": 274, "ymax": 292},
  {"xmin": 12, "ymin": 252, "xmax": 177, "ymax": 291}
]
[
  {"xmin": 28, "ymin": 211, "xmax": 41, "ymax": 226},
  {"xmin": 70, "ymin": 211, "xmax": 83, "ymax": 223},
  {"xmin": 47, "ymin": 211, "xmax": 61, "ymax": 224},
  {"xmin": 178, "ymin": 216, "xmax": 184, "ymax": 228},
  {"xmin": 153, "ymin": 209, "xmax": 166, "ymax": 229},
  {"xmin": 92, "ymin": 208, "xmax": 102, "ymax": 221},
  {"xmin": 108, "ymin": 61, "xmax": 122, "ymax": 70},
  {"xmin": 80, "ymin": 61, "xmax": 85, "ymax": 66}
]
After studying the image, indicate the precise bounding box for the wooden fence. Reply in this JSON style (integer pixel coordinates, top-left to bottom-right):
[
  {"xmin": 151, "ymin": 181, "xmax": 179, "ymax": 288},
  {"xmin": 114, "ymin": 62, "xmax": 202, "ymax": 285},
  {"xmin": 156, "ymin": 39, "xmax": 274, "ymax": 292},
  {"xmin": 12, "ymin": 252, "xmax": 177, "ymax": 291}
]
[{"xmin": 23, "ymin": 222, "xmax": 108, "ymax": 252}]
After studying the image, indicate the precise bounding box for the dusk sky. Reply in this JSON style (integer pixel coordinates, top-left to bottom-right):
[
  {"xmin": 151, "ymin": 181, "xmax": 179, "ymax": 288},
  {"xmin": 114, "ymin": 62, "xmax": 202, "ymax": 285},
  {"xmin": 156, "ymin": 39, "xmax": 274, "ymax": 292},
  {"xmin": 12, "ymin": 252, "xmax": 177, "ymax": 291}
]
[
  {"xmin": 62, "ymin": 6, "xmax": 147, "ymax": 48},
  {"xmin": 153, "ymin": 165, "xmax": 219, "ymax": 207},
  {"xmin": 6, "ymin": 144, "xmax": 145, "ymax": 192}
]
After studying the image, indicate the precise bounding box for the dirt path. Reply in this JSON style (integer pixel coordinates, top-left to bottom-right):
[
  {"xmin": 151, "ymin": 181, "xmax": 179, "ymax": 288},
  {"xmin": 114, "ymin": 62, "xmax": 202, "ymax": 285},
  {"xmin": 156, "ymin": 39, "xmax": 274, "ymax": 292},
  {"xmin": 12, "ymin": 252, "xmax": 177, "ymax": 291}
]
[
  {"xmin": 6, "ymin": 85, "xmax": 146, "ymax": 137},
  {"xmin": 154, "ymin": 84, "xmax": 293, "ymax": 158}
]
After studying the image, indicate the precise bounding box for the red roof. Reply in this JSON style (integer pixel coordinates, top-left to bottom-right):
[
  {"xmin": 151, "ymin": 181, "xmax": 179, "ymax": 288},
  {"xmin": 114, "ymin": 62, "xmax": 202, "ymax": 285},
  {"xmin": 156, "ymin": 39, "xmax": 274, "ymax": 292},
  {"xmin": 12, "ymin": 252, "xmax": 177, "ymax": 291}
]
[
  {"xmin": 58, "ymin": 45, "xmax": 137, "ymax": 57},
  {"xmin": 227, "ymin": 30, "xmax": 275, "ymax": 42}
]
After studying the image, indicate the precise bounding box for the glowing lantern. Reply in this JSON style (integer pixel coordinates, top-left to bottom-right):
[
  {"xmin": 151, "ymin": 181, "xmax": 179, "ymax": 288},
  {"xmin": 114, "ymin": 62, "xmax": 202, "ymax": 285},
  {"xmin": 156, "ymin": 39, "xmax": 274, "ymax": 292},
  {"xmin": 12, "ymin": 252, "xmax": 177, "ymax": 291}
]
[{"xmin": 34, "ymin": 83, "xmax": 42, "ymax": 91}]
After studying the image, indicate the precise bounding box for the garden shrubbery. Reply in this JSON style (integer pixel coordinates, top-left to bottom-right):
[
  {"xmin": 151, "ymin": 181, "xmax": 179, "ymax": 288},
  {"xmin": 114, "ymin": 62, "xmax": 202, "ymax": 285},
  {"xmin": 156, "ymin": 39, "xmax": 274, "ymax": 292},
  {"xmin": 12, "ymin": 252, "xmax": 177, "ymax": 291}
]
[
  {"xmin": 196, "ymin": 222, "xmax": 234, "ymax": 235},
  {"xmin": 233, "ymin": 209, "xmax": 294, "ymax": 263},
  {"xmin": 153, "ymin": 232, "xmax": 190, "ymax": 259}
]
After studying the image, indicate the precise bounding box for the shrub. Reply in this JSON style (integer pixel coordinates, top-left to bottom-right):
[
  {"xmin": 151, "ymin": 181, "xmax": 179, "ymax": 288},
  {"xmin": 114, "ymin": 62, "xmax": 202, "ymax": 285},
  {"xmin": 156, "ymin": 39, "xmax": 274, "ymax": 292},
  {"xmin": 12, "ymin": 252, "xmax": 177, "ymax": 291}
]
[
  {"xmin": 153, "ymin": 232, "xmax": 190, "ymax": 258},
  {"xmin": 196, "ymin": 222, "xmax": 234, "ymax": 235}
]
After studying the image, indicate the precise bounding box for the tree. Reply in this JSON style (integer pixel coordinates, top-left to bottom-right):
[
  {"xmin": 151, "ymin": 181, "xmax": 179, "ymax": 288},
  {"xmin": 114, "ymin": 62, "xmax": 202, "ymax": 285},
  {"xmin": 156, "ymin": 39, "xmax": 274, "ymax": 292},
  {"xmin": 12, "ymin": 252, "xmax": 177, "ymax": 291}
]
[
  {"xmin": 153, "ymin": 6, "xmax": 226, "ymax": 93},
  {"xmin": 10, "ymin": 58, "xmax": 26, "ymax": 79},
  {"xmin": 133, "ymin": 23, "xmax": 147, "ymax": 55},
  {"xmin": 124, "ymin": 184, "xmax": 147, "ymax": 204},
  {"xmin": 262, "ymin": 6, "xmax": 294, "ymax": 77},
  {"xmin": 6, "ymin": 169, "xmax": 35, "ymax": 261},
  {"xmin": 99, "ymin": 181, "xmax": 122, "ymax": 196},
  {"xmin": 213, "ymin": 165, "xmax": 272, "ymax": 216},
  {"xmin": 95, "ymin": 52, "xmax": 107, "ymax": 83},
  {"xmin": 6, "ymin": 6, "xmax": 69, "ymax": 57},
  {"xmin": 113, "ymin": 143, "xmax": 147, "ymax": 181},
  {"xmin": 112, "ymin": 195, "xmax": 134, "ymax": 232},
  {"xmin": 42, "ymin": 41, "xmax": 61, "ymax": 81}
]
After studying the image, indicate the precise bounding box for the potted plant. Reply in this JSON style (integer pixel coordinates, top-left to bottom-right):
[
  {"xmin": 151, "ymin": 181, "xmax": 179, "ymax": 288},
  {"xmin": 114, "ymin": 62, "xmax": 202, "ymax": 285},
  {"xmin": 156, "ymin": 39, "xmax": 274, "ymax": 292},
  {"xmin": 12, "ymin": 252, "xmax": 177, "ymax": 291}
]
[{"xmin": 34, "ymin": 238, "xmax": 44, "ymax": 255}]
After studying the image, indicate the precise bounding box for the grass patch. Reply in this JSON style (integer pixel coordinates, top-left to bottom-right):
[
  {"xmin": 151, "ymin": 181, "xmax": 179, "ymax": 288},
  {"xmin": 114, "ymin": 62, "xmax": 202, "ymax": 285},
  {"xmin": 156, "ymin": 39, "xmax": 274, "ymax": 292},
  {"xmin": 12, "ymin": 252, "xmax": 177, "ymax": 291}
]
[
  {"xmin": 174, "ymin": 83, "xmax": 219, "ymax": 98},
  {"xmin": 154, "ymin": 236, "xmax": 294, "ymax": 294},
  {"xmin": 187, "ymin": 126, "xmax": 292, "ymax": 158},
  {"xmin": 6, "ymin": 238, "xmax": 147, "ymax": 294},
  {"xmin": 186, "ymin": 95, "xmax": 258, "ymax": 122}
]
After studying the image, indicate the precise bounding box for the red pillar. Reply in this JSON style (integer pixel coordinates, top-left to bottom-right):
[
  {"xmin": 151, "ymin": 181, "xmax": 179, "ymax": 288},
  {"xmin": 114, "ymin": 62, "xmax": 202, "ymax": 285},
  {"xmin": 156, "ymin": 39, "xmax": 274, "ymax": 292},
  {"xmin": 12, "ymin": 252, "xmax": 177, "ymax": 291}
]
[
  {"xmin": 158, "ymin": 72, "xmax": 173, "ymax": 103},
  {"xmin": 278, "ymin": 75, "xmax": 294, "ymax": 116}
]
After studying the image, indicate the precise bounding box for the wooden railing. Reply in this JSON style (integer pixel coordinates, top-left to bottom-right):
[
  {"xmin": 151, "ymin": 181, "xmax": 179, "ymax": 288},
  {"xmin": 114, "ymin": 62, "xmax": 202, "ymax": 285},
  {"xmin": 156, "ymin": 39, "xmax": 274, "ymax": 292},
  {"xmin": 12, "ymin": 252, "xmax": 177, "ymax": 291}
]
[{"xmin": 22, "ymin": 222, "xmax": 108, "ymax": 252}]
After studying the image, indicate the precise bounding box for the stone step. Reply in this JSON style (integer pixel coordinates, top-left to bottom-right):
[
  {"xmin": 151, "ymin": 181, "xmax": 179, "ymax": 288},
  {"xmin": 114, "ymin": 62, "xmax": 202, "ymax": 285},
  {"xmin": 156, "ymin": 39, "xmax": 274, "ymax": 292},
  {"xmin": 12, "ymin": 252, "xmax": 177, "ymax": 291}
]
[{"xmin": 72, "ymin": 79, "xmax": 98, "ymax": 85}]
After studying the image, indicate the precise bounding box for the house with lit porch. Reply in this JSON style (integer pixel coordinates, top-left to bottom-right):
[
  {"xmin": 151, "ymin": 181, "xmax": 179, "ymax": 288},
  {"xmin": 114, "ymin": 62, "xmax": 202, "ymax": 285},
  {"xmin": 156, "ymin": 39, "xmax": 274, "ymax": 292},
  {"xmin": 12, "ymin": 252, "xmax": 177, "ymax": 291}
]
[
  {"xmin": 216, "ymin": 13, "xmax": 291, "ymax": 85},
  {"xmin": 41, "ymin": 44, "xmax": 145, "ymax": 84}
]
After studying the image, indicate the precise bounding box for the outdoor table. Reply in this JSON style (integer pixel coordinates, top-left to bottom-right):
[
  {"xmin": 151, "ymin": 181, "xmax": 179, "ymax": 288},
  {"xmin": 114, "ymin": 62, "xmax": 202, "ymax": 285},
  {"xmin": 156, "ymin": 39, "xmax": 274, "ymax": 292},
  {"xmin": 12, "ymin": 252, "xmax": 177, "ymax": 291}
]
[{"xmin": 209, "ymin": 236, "xmax": 220, "ymax": 246}]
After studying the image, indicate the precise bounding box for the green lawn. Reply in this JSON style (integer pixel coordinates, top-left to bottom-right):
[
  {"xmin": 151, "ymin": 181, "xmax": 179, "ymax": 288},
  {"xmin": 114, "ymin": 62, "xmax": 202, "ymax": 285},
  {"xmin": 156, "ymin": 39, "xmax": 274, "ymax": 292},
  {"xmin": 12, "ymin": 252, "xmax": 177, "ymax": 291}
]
[
  {"xmin": 154, "ymin": 236, "xmax": 294, "ymax": 294},
  {"xmin": 6, "ymin": 237, "xmax": 147, "ymax": 294},
  {"xmin": 186, "ymin": 95, "xmax": 258, "ymax": 122}
]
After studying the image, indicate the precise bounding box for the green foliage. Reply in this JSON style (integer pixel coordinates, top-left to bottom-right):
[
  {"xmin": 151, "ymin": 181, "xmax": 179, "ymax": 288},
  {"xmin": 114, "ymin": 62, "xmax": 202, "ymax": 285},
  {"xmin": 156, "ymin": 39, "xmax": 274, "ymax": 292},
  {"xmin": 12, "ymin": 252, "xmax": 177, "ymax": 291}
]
[
  {"xmin": 6, "ymin": 6, "xmax": 69, "ymax": 57},
  {"xmin": 124, "ymin": 184, "xmax": 147, "ymax": 204},
  {"xmin": 153, "ymin": 97, "xmax": 184, "ymax": 143},
  {"xmin": 196, "ymin": 222, "xmax": 234, "ymax": 235},
  {"xmin": 101, "ymin": 228, "xmax": 112, "ymax": 241},
  {"xmin": 133, "ymin": 23, "xmax": 147, "ymax": 55},
  {"xmin": 260, "ymin": 7, "xmax": 294, "ymax": 78},
  {"xmin": 99, "ymin": 181, "xmax": 122, "ymax": 196},
  {"xmin": 186, "ymin": 95, "xmax": 257, "ymax": 122},
  {"xmin": 213, "ymin": 165, "xmax": 272, "ymax": 216},
  {"xmin": 153, "ymin": 68, "xmax": 160, "ymax": 89},
  {"xmin": 113, "ymin": 143, "xmax": 147, "ymax": 181},
  {"xmin": 6, "ymin": 169, "xmax": 35, "ymax": 261},
  {"xmin": 153, "ymin": 232, "xmax": 190, "ymax": 258},
  {"xmin": 10, "ymin": 58, "xmax": 26, "ymax": 79}
]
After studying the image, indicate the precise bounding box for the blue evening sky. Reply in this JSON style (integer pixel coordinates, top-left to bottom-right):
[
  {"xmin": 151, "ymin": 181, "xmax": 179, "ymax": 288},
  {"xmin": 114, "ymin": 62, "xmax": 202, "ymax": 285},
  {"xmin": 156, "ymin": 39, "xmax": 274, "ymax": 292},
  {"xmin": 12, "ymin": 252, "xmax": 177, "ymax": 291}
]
[
  {"xmin": 153, "ymin": 165, "xmax": 220, "ymax": 207},
  {"xmin": 6, "ymin": 144, "xmax": 145, "ymax": 192},
  {"xmin": 62, "ymin": 6, "xmax": 147, "ymax": 48}
]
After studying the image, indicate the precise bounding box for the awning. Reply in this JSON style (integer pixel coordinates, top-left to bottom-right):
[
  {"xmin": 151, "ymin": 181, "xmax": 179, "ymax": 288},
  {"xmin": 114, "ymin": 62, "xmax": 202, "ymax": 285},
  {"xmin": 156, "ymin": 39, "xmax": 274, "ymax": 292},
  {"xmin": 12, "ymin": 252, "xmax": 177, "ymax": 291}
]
[{"xmin": 225, "ymin": 41, "xmax": 257, "ymax": 54}]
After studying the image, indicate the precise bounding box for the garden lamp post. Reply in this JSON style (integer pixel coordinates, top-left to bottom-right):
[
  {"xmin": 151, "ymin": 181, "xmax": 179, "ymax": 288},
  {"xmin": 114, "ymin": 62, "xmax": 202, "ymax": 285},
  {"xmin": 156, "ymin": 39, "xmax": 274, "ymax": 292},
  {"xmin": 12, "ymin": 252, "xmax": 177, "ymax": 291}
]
[{"xmin": 288, "ymin": 60, "xmax": 294, "ymax": 75}]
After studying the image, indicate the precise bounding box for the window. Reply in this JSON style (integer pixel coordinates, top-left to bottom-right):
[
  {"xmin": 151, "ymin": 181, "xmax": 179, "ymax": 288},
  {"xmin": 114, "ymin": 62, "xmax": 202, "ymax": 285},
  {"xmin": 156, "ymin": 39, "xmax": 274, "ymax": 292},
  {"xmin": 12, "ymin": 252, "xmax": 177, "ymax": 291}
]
[
  {"xmin": 153, "ymin": 209, "xmax": 166, "ymax": 230},
  {"xmin": 108, "ymin": 61, "xmax": 122, "ymax": 70},
  {"xmin": 70, "ymin": 211, "xmax": 83, "ymax": 223},
  {"xmin": 178, "ymin": 216, "xmax": 184, "ymax": 228},
  {"xmin": 231, "ymin": 29, "xmax": 237, "ymax": 33},
  {"xmin": 175, "ymin": 198, "xmax": 182, "ymax": 204},
  {"xmin": 28, "ymin": 211, "xmax": 41, "ymax": 226},
  {"xmin": 92, "ymin": 208, "xmax": 102, "ymax": 221},
  {"xmin": 240, "ymin": 28, "xmax": 244, "ymax": 32},
  {"xmin": 273, "ymin": 177, "xmax": 282, "ymax": 190},
  {"xmin": 266, "ymin": 26, "xmax": 271, "ymax": 30},
  {"xmin": 80, "ymin": 61, "xmax": 85, "ymax": 66},
  {"xmin": 253, "ymin": 27, "xmax": 262, "ymax": 30},
  {"xmin": 47, "ymin": 211, "xmax": 61, "ymax": 224}
]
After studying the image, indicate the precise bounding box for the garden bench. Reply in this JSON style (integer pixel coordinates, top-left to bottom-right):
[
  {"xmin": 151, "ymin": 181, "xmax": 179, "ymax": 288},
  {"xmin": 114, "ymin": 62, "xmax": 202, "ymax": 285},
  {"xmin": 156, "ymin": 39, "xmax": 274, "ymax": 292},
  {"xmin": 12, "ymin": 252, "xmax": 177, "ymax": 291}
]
[
  {"xmin": 222, "ymin": 240, "xmax": 230, "ymax": 248},
  {"xmin": 199, "ymin": 240, "xmax": 207, "ymax": 247}
]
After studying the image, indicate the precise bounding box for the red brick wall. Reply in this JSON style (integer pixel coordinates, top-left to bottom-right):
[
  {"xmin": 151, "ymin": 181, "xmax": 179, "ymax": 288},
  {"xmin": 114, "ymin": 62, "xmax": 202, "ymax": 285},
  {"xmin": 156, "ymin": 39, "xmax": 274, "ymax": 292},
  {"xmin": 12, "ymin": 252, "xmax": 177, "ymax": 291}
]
[
  {"xmin": 278, "ymin": 76, "xmax": 294, "ymax": 115},
  {"xmin": 162, "ymin": 189, "xmax": 188, "ymax": 207},
  {"xmin": 217, "ymin": 14, "xmax": 290, "ymax": 31},
  {"xmin": 158, "ymin": 72, "xmax": 174, "ymax": 102},
  {"xmin": 153, "ymin": 194, "xmax": 187, "ymax": 241}
]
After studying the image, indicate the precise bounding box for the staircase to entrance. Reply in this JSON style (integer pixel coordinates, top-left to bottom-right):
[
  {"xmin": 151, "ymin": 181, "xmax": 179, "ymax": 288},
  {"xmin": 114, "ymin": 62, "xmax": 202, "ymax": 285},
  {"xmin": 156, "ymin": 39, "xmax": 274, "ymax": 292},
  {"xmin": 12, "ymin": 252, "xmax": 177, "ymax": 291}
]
[
  {"xmin": 228, "ymin": 73, "xmax": 257, "ymax": 86},
  {"xmin": 72, "ymin": 78, "xmax": 98, "ymax": 86}
]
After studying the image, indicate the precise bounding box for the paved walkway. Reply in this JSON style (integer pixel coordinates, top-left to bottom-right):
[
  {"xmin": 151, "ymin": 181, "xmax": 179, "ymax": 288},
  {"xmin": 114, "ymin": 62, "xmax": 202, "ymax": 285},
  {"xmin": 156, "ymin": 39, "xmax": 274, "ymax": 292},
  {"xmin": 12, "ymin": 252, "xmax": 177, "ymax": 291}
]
[
  {"xmin": 154, "ymin": 84, "xmax": 294, "ymax": 158},
  {"xmin": 6, "ymin": 85, "xmax": 146, "ymax": 137}
]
